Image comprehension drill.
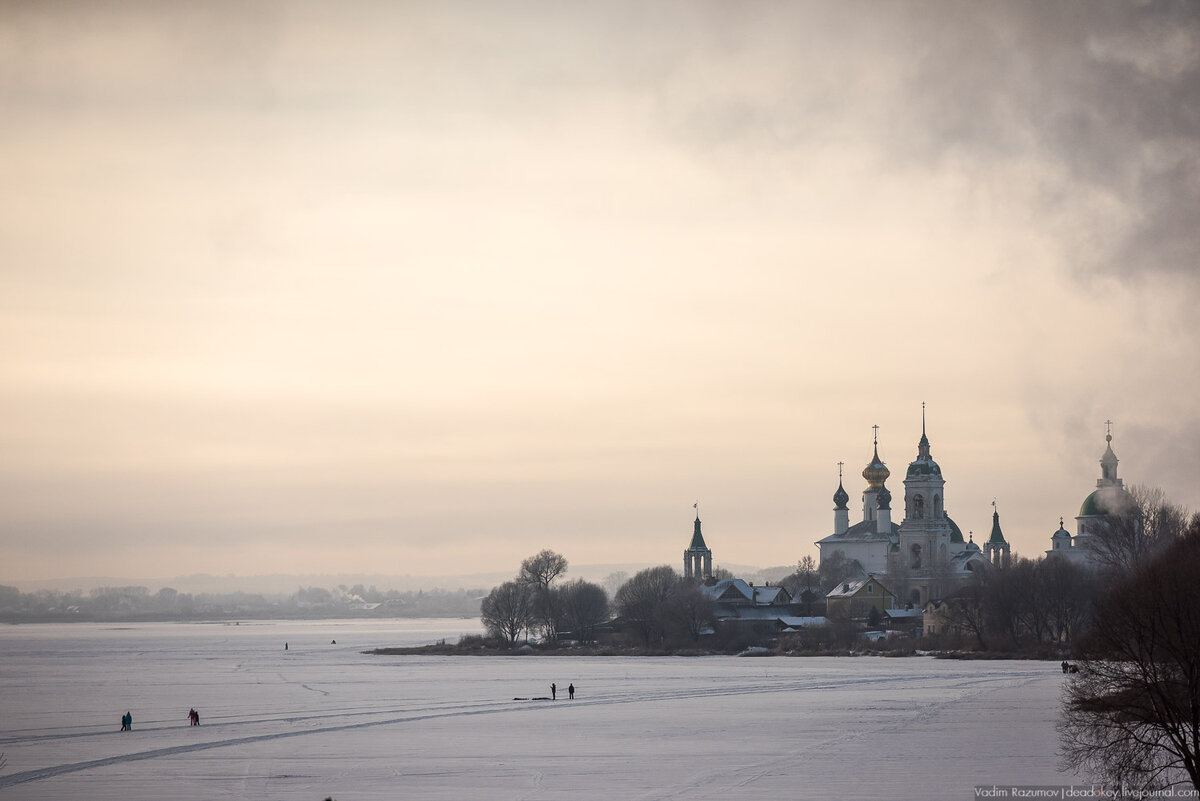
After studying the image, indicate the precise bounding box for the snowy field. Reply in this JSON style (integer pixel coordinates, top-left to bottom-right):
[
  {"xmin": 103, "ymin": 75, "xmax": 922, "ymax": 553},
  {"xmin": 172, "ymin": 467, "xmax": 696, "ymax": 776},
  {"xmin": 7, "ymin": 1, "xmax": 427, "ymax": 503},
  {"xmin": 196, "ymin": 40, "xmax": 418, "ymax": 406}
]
[{"xmin": 0, "ymin": 620, "xmax": 1084, "ymax": 800}]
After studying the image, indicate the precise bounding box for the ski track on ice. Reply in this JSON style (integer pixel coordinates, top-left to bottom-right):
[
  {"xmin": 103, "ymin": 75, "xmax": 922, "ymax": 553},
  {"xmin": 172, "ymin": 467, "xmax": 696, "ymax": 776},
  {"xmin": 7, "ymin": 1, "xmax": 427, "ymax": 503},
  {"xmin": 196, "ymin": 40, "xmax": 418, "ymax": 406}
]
[
  {"xmin": 632, "ymin": 670, "xmax": 1043, "ymax": 801},
  {"xmin": 0, "ymin": 665, "xmax": 1034, "ymax": 789}
]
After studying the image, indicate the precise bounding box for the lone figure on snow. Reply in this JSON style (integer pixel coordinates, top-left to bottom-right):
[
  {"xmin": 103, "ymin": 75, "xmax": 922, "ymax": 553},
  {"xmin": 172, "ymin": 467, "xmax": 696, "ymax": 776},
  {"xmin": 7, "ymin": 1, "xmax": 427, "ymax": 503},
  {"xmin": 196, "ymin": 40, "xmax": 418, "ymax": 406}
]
[
  {"xmin": 551, "ymin": 683, "xmax": 556, "ymax": 700},
  {"xmin": 568, "ymin": 683, "xmax": 575, "ymax": 699}
]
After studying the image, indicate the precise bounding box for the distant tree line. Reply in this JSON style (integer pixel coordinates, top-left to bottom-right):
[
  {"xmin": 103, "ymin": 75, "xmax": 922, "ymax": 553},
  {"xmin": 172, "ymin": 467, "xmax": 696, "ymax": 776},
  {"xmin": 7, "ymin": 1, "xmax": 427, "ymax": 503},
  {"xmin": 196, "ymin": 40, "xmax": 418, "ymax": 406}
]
[{"xmin": 0, "ymin": 583, "xmax": 485, "ymax": 622}]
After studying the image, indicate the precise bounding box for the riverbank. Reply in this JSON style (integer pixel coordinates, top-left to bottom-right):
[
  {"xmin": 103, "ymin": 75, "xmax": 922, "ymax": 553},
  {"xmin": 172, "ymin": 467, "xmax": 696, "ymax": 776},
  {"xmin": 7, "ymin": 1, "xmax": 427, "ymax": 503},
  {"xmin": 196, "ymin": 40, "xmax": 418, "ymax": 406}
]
[{"xmin": 367, "ymin": 635, "xmax": 1063, "ymax": 660}]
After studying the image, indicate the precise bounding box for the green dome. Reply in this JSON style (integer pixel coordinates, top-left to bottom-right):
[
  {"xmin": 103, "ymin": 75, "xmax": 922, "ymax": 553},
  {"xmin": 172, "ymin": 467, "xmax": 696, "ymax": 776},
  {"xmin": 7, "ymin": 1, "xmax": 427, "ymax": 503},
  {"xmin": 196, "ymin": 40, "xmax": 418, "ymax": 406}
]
[
  {"xmin": 1079, "ymin": 486, "xmax": 1135, "ymax": 517},
  {"xmin": 906, "ymin": 459, "xmax": 942, "ymax": 477},
  {"xmin": 948, "ymin": 516, "xmax": 964, "ymax": 544}
]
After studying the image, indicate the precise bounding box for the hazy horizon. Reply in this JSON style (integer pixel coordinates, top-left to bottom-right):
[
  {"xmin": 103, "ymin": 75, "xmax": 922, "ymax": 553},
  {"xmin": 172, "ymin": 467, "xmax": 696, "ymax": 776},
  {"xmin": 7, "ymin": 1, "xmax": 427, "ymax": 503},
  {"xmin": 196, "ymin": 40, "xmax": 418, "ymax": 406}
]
[
  {"xmin": 3, "ymin": 2, "xmax": 1198, "ymax": 583},
  {"xmin": 1, "ymin": 560, "xmax": 795, "ymax": 596}
]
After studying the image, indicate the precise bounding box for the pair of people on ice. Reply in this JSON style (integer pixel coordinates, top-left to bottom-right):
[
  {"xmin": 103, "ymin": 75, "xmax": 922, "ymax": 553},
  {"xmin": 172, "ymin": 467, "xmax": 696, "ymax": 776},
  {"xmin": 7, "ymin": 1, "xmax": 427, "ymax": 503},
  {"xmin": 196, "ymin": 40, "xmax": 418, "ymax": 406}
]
[
  {"xmin": 120, "ymin": 711, "xmax": 132, "ymax": 731},
  {"xmin": 188, "ymin": 708, "xmax": 200, "ymax": 725},
  {"xmin": 550, "ymin": 683, "xmax": 576, "ymax": 700}
]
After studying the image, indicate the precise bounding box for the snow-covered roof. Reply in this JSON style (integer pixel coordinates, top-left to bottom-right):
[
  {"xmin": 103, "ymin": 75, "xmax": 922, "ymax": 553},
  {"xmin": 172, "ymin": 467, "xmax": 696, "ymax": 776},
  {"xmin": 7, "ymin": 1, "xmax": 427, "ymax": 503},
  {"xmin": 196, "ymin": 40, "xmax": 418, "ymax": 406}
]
[
  {"xmin": 825, "ymin": 575, "xmax": 894, "ymax": 600},
  {"xmin": 885, "ymin": 608, "xmax": 922, "ymax": 619},
  {"xmin": 949, "ymin": 548, "xmax": 988, "ymax": 574},
  {"xmin": 715, "ymin": 606, "xmax": 794, "ymax": 621},
  {"xmin": 699, "ymin": 578, "xmax": 791, "ymax": 606},
  {"xmin": 778, "ymin": 616, "xmax": 830, "ymax": 628}
]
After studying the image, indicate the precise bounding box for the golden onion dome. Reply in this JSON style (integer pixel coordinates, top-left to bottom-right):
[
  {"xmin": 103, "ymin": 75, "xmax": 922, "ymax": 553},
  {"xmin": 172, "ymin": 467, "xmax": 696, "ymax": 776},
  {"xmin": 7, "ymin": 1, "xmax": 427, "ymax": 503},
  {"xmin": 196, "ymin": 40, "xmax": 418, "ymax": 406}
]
[{"xmin": 862, "ymin": 443, "xmax": 890, "ymax": 489}]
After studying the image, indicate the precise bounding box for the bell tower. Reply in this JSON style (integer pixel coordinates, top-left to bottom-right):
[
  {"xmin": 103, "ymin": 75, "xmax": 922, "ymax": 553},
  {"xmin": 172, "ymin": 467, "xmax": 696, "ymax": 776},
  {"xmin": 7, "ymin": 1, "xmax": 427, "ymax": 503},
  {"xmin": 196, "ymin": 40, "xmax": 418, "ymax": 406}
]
[
  {"xmin": 898, "ymin": 404, "xmax": 954, "ymax": 606},
  {"xmin": 984, "ymin": 501, "xmax": 1011, "ymax": 567},
  {"xmin": 683, "ymin": 505, "xmax": 712, "ymax": 580}
]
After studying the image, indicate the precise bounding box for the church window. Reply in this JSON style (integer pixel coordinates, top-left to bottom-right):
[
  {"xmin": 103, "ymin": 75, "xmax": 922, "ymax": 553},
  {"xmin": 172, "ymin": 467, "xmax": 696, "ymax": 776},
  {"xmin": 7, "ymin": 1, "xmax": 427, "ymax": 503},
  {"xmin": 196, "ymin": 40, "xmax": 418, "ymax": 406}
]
[
  {"xmin": 933, "ymin": 494, "xmax": 942, "ymax": 518},
  {"xmin": 914, "ymin": 495, "xmax": 925, "ymax": 519},
  {"xmin": 910, "ymin": 543, "xmax": 922, "ymax": 569}
]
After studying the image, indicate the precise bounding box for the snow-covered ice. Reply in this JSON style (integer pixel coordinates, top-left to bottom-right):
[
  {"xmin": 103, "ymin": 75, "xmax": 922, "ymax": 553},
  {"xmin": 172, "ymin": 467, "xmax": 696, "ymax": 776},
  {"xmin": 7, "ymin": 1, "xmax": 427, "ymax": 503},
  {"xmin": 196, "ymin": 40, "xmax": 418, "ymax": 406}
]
[{"xmin": 0, "ymin": 620, "xmax": 1083, "ymax": 800}]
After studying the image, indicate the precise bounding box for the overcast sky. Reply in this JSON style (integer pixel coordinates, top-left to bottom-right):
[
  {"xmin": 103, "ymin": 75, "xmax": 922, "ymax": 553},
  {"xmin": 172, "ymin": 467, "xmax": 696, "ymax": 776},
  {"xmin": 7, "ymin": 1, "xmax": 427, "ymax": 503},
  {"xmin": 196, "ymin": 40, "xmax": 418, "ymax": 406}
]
[{"xmin": 2, "ymin": 1, "xmax": 1198, "ymax": 583}]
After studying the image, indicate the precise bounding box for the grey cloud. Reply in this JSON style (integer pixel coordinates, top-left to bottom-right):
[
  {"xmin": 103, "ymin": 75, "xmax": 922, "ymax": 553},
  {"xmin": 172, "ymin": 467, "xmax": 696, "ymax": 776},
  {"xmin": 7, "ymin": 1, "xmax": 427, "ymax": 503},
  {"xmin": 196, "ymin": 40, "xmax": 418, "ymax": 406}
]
[{"xmin": 887, "ymin": 2, "xmax": 1200, "ymax": 281}]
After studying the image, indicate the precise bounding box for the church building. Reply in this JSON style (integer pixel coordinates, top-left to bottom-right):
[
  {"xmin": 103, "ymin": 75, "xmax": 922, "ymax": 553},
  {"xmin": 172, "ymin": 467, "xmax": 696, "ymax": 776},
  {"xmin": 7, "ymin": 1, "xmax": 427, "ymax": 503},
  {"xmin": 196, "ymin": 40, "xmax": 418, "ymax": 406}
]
[
  {"xmin": 816, "ymin": 410, "xmax": 990, "ymax": 606},
  {"xmin": 1045, "ymin": 423, "xmax": 1135, "ymax": 565}
]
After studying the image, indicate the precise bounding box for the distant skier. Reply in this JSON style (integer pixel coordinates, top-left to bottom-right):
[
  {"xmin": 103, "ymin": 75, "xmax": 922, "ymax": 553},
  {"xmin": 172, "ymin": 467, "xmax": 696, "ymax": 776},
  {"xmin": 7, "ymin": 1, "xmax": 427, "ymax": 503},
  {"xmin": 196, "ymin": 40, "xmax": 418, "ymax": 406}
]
[
  {"xmin": 551, "ymin": 683, "xmax": 557, "ymax": 700},
  {"xmin": 568, "ymin": 683, "xmax": 575, "ymax": 699}
]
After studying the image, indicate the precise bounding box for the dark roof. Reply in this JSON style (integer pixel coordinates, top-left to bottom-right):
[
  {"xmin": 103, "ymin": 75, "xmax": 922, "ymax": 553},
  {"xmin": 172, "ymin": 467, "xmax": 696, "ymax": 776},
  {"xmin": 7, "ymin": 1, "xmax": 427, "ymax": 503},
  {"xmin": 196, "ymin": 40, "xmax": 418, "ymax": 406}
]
[
  {"xmin": 816, "ymin": 518, "xmax": 900, "ymax": 545},
  {"xmin": 987, "ymin": 510, "xmax": 1007, "ymax": 544}
]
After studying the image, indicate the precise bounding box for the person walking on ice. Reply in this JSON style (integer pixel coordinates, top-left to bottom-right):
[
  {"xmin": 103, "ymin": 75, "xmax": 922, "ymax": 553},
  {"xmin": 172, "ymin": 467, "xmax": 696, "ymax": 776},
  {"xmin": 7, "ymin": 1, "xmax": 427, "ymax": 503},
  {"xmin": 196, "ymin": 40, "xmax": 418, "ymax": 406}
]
[
  {"xmin": 551, "ymin": 683, "xmax": 556, "ymax": 700},
  {"xmin": 568, "ymin": 683, "xmax": 575, "ymax": 699}
]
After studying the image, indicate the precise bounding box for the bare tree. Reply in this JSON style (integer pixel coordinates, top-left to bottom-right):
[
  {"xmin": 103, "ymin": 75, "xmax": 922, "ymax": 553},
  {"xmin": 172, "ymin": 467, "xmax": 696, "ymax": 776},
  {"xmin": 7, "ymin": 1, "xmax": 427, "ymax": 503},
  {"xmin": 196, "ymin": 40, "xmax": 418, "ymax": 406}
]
[
  {"xmin": 996, "ymin": 558, "xmax": 1042, "ymax": 648},
  {"xmin": 518, "ymin": 550, "xmax": 569, "ymax": 589},
  {"xmin": 944, "ymin": 575, "xmax": 989, "ymax": 651},
  {"xmin": 660, "ymin": 581, "xmax": 716, "ymax": 643},
  {"xmin": 480, "ymin": 581, "xmax": 535, "ymax": 645},
  {"xmin": 1060, "ymin": 527, "xmax": 1200, "ymax": 793},
  {"xmin": 554, "ymin": 579, "xmax": 609, "ymax": 642},
  {"xmin": 818, "ymin": 550, "xmax": 863, "ymax": 593},
  {"xmin": 613, "ymin": 566, "xmax": 681, "ymax": 647},
  {"xmin": 1085, "ymin": 485, "xmax": 1190, "ymax": 576},
  {"xmin": 1040, "ymin": 556, "xmax": 1095, "ymax": 647},
  {"xmin": 518, "ymin": 550, "xmax": 569, "ymax": 639},
  {"xmin": 781, "ymin": 555, "xmax": 822, "ymax": 616}
]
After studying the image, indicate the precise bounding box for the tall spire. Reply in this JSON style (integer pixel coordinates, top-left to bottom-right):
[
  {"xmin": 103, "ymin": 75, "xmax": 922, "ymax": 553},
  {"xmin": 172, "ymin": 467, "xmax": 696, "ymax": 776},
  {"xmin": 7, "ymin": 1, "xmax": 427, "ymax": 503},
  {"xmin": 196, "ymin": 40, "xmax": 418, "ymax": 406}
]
[
  {"xmin": 987, "ymin": 500, "xmax": 1007, "ymax": 544},
  {"xmin": 917, "ymin": 402, "xmax": 931, "ymax": 460},
  {"xmin": 684, "ymin": 505, "xmax": 712, "ymax": 580},
  {"xmin": 1100, "ymin": 421, "xmax": 1120, "ymax": 484}
]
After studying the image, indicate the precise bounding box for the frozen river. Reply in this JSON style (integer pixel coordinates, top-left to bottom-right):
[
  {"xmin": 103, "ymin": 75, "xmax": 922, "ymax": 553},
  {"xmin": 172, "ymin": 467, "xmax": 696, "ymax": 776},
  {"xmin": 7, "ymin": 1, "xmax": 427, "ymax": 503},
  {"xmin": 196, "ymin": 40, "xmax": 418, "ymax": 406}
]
[{"xmin": 0, "ymin": 620, "xmax": 1083, "ymax": 800}]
